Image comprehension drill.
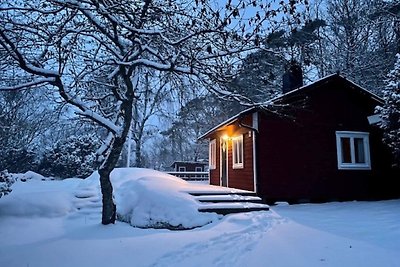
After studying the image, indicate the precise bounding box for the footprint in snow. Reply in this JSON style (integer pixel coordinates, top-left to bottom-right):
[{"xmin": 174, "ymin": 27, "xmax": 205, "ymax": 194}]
[{"xmin": 152, "ymin": 211, "xmax": 285, "ymax": 267}]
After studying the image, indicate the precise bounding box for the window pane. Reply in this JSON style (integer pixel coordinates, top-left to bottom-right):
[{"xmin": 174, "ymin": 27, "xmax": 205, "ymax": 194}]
[
  {"xmin": 236, "ymin": 141, "xmax": 239, "ymax": 164},
  {"xmin": 235, "ymin": 141, "xmax": 238, "ymax": 164},
  {"xmin": 239, "ymin": 139, "xmax": 243, "ymax": 163},
  {"xmin": 213, "ymin": 142, "xmax": 216, "ymax": 165},
  {"xmin": 232, "ymin": 136, "xmax": 243, "ymax": 166},
  {"xmin": 235, "ymin": 140, "xmax": 238, "ymax": 164},
  {"xmin": 209, "ymin": 140, "xmax": 216, "ymax": 168},
  {"xmin": 336, "ymin": 131, "xmax": 371, "ymax": 170},
  {"xmin": 232, "ymin": 140, "xmax": 236, "ymax": 164},
  {"xmin": 354, "ymin": 138, "xmax": 366, "ymax": 163},
  {"xmin": 341, "ymin": 137, "xmax": 352, "ymax": 163}
]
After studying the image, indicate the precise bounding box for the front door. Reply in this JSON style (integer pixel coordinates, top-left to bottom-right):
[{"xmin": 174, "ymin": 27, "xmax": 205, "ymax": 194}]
[{"xmin": 220, "ymin": 138, "xmax": 228, "ymax": 187}]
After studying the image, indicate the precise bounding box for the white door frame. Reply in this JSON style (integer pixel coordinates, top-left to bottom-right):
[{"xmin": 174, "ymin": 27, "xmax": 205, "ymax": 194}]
[{"xmin": 219, "ymin": 137, "xmax": 229, "ymax": 187}]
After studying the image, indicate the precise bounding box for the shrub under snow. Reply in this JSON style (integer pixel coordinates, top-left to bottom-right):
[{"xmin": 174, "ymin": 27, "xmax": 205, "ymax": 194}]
[
  {"xmin": 0, "ymin": 170, "xmax": 15, "ymax": 198},
  {"xmin": 77, "ymin": 168, "xmax": 220, "ymax": 229}
]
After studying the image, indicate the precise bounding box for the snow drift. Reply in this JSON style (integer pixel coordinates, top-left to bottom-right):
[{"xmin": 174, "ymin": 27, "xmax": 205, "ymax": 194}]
[
  {"xmin": 0, "ymin": 176, "xmax": 75, "ymax": 217},
  {"xmin": 76, "ymin": 168, "xmax": 220, "ymax": 229},
  {"xmin": 0, "ymin": 168, "xmax": 220, "ymax": 228}
]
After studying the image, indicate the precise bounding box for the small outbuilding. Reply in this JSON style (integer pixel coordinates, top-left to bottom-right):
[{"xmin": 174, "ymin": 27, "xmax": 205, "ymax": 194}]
[
  {"xmin": 199, "ymin": 73, "xmax": 400, "ymax": 203},
  {"xmin": 170, "ymin": 161, "xmax": 208, "ymax": 172}
]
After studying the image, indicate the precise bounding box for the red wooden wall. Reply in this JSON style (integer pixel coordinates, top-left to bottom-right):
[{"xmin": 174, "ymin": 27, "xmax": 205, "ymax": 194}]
[{"xmin": 256, "ymin": 78, "xmax": 399, "ymax": 202}]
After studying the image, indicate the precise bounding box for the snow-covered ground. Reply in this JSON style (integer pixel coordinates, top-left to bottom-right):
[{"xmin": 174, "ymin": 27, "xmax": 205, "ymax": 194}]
[{"xmin": 0, "ymin": 168, "xmax": 399, "ymax": 267}]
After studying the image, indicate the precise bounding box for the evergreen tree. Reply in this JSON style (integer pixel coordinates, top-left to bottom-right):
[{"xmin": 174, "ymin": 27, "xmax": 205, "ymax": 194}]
[
  {"xmin": 228, "ymin": 50, "xmax": 284, "ymax": 103},
  {"xmin": 227, "ymin": 18, "xmax": 327, "ymax": 102},
  {"xmin": 39, "ymin": 134, "xmax": 100, "ymax": 178},
  {"xmin": 378, "ymin": 53, "xmax": 400, "ymax": 166}
]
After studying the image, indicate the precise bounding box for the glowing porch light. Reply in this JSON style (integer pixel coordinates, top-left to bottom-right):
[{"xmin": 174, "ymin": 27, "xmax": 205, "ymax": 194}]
[{"xmin": 222, "ymin": 134, "xmax": 230, "ymax": 141}]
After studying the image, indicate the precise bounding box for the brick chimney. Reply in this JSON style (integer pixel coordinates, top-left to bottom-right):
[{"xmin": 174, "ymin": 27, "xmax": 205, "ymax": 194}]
[{"xmin": 282, "ymin": 61, "xmax": 303, "ymax": 93}]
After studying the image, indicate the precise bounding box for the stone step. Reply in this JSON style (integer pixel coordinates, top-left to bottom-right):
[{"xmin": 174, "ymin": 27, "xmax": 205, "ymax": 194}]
[
  {"xmin": 75, "ymin": 201, "xmax": 103, "ymax": 209},
  {"xmin": 195, "ymin": 194, "xmax": 263, "ymax": 203},
  {"xmin": 187, "ymin": 190, "xmax": 258, "ymax": 197},
  {"xmin": 198, "ymin": 202, "xmax": 269, "ymax": 215},
  {"xmin": 74, "ymin": 190, "xmax": 99, "ymax": 199}
]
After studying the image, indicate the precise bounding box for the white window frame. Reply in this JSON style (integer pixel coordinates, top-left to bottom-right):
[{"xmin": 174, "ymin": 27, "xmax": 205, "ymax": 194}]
[
  {"xmin": 178, "ymin": 166, "xmax": 186, "ymax": 172},
  {"xmin": 209, "ymin": 139, "xmax": 216, "ymax": 170},
  {"xmin": 195, "ymin": 166, "xmax": 203, "ymax": 172},
  {"xmin": 335, "ymin": 131, "xmax": 371, "ymax": 170},
  {"xmin": 232, "ymin": 135, "xmax": 244, "ymax": 169}
]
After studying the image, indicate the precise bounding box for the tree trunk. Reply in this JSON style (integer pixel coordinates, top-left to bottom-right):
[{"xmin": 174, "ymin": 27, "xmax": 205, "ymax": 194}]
[
  {"xmin": 134, "ymin": 129, "xmax": 144, "ymax": 168},
  {"xmin": 99, "ymin": 167, "xmax": 116, "ymax": 224},
  {"xmin": 99, "ymin": 70, "xmax": 134, "ymax": 225},
  {"xmin": 135, "ymin": 138, "xmax": 142, "ymax": 167},
  {"xmin": 99, "ymin": 134, "xmax": 130, "ymax": 224}
]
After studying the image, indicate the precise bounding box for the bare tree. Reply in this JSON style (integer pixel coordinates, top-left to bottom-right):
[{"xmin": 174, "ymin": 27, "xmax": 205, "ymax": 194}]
[
  {"xmin": 0, "ymin": 0, "xmax": 304, "ymax": 225},
  {"xmin": 129, "ymin": 70, "xmax": 171, "ymax": 167},
  {"xmin": 309, "ymin": 0, "xmax": 399, "ymax": 93}
]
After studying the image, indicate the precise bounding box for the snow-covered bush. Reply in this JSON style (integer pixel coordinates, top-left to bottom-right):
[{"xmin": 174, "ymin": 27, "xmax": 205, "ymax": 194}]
[
  {"xmin": 0, "ymin": 148, "xmax": 39, "ymax": 173},
  {"xmin": 377, "ymin": 54, "xmax": 400, "ymax": 166},
  {"xmin": 0, "ymin": 170, "xmax": 15, "ymax": 198},
  {"xmin": 39, "ymin": 134, "xmax": 100, "ymax": 178},
  {"xmin": 77, "ymin": 168, "xmax": 219, "ymax": 229}
]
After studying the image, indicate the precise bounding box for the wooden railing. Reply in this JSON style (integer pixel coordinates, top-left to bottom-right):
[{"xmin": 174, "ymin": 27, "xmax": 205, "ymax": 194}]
[{"xmin": 166, "ymin": 171, "xmax": 209, "ymax": 181}]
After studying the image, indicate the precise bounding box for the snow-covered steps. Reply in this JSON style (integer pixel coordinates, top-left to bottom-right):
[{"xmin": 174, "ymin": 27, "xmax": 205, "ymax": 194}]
[
  {"xmin": 72, "ymin": 188, "xmax": 102, "ymax": 216},
  {"xmin": 185, "ymin": 189, "xmax": 269, "ymax": 215}
]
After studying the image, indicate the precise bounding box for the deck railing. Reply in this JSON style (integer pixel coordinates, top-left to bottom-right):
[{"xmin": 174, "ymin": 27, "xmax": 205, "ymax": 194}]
[{"xmin": 166, "ymin": 171, "xmax": 209, "ymax": 181}]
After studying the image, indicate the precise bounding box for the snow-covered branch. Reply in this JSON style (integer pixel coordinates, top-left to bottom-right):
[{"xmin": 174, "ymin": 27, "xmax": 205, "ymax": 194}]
[
  {"xmin": 114, "ymin": 59, "xmax": 194, "ymax": 74},
  {"xmin": 0, "ymin": 29, "xmax": 59, "ymax": 78},
  {"xmin": 0, "ymin": 78, "xmax": 55, "ymax": 91},
  {"xmin": 96, "ymin": 132, "xmax": 114, "ymax": 161}
]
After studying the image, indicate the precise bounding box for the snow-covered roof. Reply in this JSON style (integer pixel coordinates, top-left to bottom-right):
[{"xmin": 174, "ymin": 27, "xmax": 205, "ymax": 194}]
[
  {"xmin": 272, "ymin": 73, "xmax": 384, "ymax": 104},
  {"xmin": 198, "ymin": 107, "xmax": 256, "ymax": 139},
  {"xmin": 170, "ymin": 161, "xmax": 209, "ymax": 167},
  {"xmin": 198, "ymin": 73, "xmax": 384, "ymax": 140}
]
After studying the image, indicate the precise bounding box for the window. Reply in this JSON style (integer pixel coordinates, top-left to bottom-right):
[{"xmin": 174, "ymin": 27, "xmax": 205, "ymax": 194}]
[
  {"xmin": 195, "ymin": 166, "xmax": 203, "ymax": 172},
  {"xmin": 209, "ymin": 139, "xmax": 216, "ymax": 170},
  {"xmin": 335, "ymin": 131, "xmax": 371, "ymax": 170},
  {"xmin": 178, "ymin": 166, "xmax": 186, "ymax": 172},
  {"xmin": 232, "ymin": 135, "xmax": 244, "ymax": 169}
]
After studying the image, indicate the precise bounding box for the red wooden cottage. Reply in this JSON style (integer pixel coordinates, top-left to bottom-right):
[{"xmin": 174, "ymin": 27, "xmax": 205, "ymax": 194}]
[
  {"xmin": 199, "ymin": 73, "xmax": 400, "ymax": 203},
  {"xmin": 170, "ymin": 161, "xmax": 208, "ymax": 172}
]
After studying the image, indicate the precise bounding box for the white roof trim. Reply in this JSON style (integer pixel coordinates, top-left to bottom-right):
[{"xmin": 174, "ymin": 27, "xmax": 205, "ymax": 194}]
[
  {"xmin": 198, "ymin": 107, "xmax": 255, "ymax": 139},
  {"xmin": 270, "ymin": 73, "xmax": 384, "ymax": 104}
]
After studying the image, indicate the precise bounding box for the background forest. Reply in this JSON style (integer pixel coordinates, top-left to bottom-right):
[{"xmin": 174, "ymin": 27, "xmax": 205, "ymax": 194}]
[{"xmin": 1, "ymin": 0, "xmax": 399, "ymax": 179}]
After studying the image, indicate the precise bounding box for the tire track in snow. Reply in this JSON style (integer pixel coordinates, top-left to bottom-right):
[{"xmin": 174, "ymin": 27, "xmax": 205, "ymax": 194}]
[{"xmin": 152, "ymin": 211, "xmax": 286, "ymax": 267}]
